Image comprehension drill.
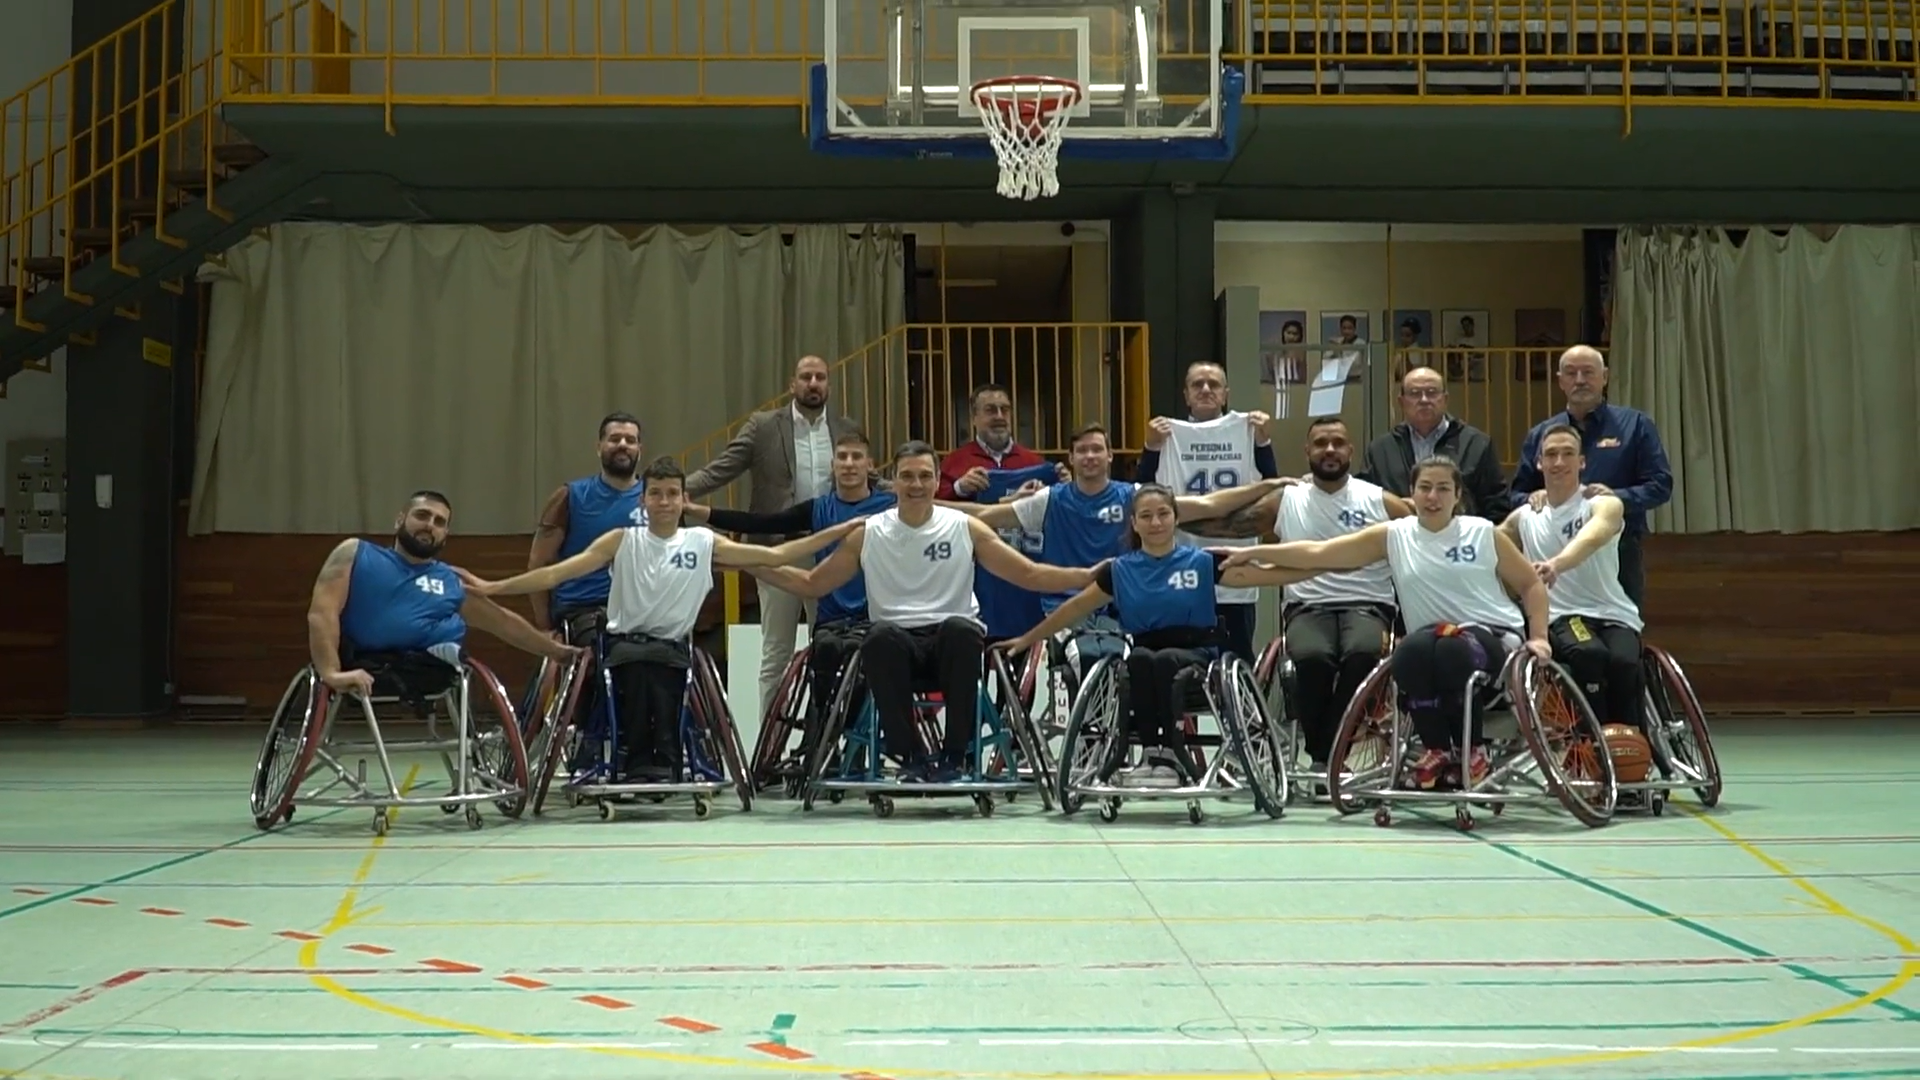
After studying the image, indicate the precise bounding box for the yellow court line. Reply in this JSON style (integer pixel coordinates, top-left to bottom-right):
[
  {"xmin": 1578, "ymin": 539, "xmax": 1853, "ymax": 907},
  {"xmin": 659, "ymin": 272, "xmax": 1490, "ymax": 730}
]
[
  {"xmin": 357, "ymin": 909, "xmax": 1826, "ymax": 929},
  {"xmin": 296, "ymin": 806, "xmax": 1920, "ymax": 1080}
]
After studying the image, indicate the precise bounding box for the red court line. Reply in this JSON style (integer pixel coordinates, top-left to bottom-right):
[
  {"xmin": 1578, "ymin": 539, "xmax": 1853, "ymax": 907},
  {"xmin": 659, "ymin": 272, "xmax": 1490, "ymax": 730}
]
[
  {"xmin": 275, "ymin": 930, "xmax": 322, "ymax": 941},
  {"xmin": 206, "ymin": 918, "xmax": 250, "ymax": 928},
  {"xmin": 346, "ymin": 944, "xmax": 394, "ymax": 956},
  {"xmin": 660, "ymin": 1016, "xmax": 721, "ymax": 1033},
  {"xmin": 578, "ymin": 995, "xmax": 631, "ymax": 1011},
  {"xmin": 0, "ymin": 970, "xmax": 147, "ymax": 1034},
  {"xmin": 10, "ymin": 888, "xmax": 48, "ymax": 896},
  {"xmin": 73, "ymin": 898, "xmax": 115, "ymax": 907},
  {"xmin": 497, "ymin": 976, "xmax": 548, "ymax": 990},
  {"xmin": 421, "ymin": 958, "xmax": 482, "ymax": 974},
  {"xmin": 749, "ymin": 1041, "xmax": 814, "ymax": 1061},
  {"xmin": 140, "ymin": 907, "xmax": 183, "ymax": 917}
]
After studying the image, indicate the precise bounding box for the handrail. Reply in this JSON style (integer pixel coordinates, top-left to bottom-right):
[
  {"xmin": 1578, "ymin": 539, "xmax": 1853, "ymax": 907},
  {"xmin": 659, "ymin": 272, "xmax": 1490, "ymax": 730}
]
[{"xmin": 676, "ymin": 321, "xmax": 1151, "ymax": 509}]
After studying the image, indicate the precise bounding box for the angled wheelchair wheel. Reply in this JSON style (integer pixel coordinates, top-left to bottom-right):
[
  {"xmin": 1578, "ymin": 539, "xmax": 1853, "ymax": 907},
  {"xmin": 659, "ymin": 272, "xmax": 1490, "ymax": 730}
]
[
  {"xmin": 251, "ymin": 669, "xmax": 326, "ymax": 830},
  {"xmin": 1644, "ymin": 646, "xmax": 1722, "ymax": 808},
  {"xmin": 751, "ymin": 647, "xmax": 811, "ymax": 792},
  {"xmin": 1325, "ymin": 659, "xmax": 1400, "ymax": 816},
  {"xmin": 990, "ymin": 648, "xmax": 1055, "ymax": 810},
  {"xmin": 1217, "ymin": 658, "xmax": 1287, "ymax": 819},
  {"xmin": 526, "ymin": 651, "xmax": 591, "ymax": 815},
  {"xmin": 800, "ymin": 654, "xmax": 864, "ymax": 811},
  {"xmin": 1511, "ymin": 651, "xmax": 1616, "ymax": 828},
  {"xmin": 1056, "ymin": 656, "xmax": 1122, "ymax": 815},
  {"xmin": 466, "ymin": 660, "xmax": 532, "ymax": 820},
  {"xmin": 693, "ymin": 648, "xmax": 754, "ymax": 812},
  {"xmin": 1252, "ymin": 636, "xmax": 1287, "ymax": 697}
]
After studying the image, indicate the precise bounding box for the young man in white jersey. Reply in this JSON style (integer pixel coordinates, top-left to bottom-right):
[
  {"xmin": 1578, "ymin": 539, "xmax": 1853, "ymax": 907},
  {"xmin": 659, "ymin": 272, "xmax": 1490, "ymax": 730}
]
[
  {"xmin": 752, "ymin": 441, "xmax": 1096, "ymax": 783},
  {"xmin": 463, "ymin": 458, "xmax": 860, "ymax": 781},
  {"xmin": 1135, "ymin": 361, "xmax": 1279, "ymax": 662},
  {"xmin": 1499, "ymin": 424, "xmax": 1646, "ymax": 738}
]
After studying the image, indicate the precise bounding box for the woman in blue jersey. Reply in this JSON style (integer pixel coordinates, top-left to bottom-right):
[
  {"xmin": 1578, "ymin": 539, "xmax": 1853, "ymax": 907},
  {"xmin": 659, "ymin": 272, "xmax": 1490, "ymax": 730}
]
[
  {"xmin": 1220, "ymin": 457, "xmax": 1552, "ymax": 790},
  {"xmin": 1000, "ymin": 485, "xmax": 1308, "ymax": 786}
]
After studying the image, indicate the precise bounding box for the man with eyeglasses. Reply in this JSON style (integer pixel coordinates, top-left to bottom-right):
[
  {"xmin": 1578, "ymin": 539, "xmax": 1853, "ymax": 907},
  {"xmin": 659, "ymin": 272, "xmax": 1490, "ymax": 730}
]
[{"xmin": 1358, "ymin": 366, "xmax": 1511, "ymax": 519}]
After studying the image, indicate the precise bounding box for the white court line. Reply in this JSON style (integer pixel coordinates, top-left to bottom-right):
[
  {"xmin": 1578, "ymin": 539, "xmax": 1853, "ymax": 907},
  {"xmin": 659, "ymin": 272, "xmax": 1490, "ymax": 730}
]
[
  {"xmin": 448, "ymin": 1041, "xmax": 683, "ymax": 1050},
  {"xmin": 0, "ymin": 1038, "xmax": 378, "ymax": 1051}
]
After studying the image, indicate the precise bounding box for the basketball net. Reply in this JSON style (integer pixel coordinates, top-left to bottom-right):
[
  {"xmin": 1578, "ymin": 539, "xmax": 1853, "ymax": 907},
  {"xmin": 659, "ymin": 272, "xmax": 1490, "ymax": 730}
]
[{"xmin": 971, "ymin": 77, "xmax": 1082, "ymax": 201}]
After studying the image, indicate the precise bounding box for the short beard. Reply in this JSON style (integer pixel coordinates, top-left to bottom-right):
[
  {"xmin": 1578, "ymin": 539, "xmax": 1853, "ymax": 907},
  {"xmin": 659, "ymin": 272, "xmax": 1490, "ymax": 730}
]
[
  {"xmin": 395, "ymin": 527, "xmax": 442, "ymax": 559},
  {"xmin": 602, "ymin": 452, "xmax": 637, "ymax": 479},
  {"xmin": 1310, "ymin": 458, "xmax": 1350, "ymax": 483}
]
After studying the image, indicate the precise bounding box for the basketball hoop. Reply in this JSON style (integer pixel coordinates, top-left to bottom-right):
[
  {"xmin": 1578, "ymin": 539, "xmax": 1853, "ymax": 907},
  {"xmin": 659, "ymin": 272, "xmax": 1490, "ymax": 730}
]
[{"xmin": 970, "ymin": 76, "xmax": 1083, "ymax": 201}]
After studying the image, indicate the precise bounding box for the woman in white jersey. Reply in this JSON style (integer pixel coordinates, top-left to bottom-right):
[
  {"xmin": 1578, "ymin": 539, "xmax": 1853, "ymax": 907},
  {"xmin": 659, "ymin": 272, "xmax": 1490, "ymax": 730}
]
[
  {"xmin": 1221, "ymin": 456, "xmax": 1551, "ymax": 790},
  {"xmin": 1498, "ymin": 424, "xmax": 1645, "ymax": 735},
  {"xmin": 465, "ymin": 458, "xmax": 859, "ymax": 780}
]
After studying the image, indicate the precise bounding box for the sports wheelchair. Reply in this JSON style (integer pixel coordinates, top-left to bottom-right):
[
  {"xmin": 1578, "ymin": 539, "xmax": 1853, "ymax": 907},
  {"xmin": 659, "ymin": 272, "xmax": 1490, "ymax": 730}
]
[
  {"xmin": 526, "ymin": 635, "xmax": 753, "ymax": 820},
  {"xmin": 751, "ymin": 644, "xmax": 819, "ymax": 796},
  {"xmin": 1055, "ymin": 634, "xmax": 1289, "ymax": 824},
  {"xmin": 250, "ymin": 650, "xmax": 530, "ymax": 836},
  {"xmin": 800, "ymin": 648, "xmax": 1054, "ymax": 818},
  {"xmin": 1610, "ymin": 644, "xmax": 1723, "ymax": 816},
  {"xmin": 1325, "ymin": 643, "xmax": 1617, "ymax": 832},
  {"xmin": 1254, "ymin": 623, "xmax": 1399, "ymax": 806}
]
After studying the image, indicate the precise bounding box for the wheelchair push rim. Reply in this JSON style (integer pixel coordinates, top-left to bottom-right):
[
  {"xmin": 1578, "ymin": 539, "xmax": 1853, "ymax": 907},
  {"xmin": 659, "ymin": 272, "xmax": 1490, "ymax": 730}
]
[
  {"xmin": 251, "ymin": 668, "xmax": 326, "ymax": 830},
  {"xmin": 1511, "ymin": 651, "xmax": 1618, "ymax": 828},
  {"xmin": 1644, "ymin": 645, "xmax": 1722, "ymax": 808}
]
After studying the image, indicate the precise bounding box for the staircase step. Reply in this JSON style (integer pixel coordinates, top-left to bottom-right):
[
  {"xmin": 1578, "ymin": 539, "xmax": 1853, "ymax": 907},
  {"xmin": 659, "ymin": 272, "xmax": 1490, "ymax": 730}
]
[
  {"xmin": 165, "ymin": 167, "xmax": 212, "ymax": 192},
  {"xmin": 71, "ymin": 228, "xmax": 118, "ymax": 251},
  {"xmin": 118, "ymin": 197, "xmax": 162, "ymax": 223},
  {"xmin": 212, "ymin": 143, "xmax": 267, "ymax": 168},
  {"xmin": 19, "ymin": 257, "xmax": 73, "ymax": 279}
]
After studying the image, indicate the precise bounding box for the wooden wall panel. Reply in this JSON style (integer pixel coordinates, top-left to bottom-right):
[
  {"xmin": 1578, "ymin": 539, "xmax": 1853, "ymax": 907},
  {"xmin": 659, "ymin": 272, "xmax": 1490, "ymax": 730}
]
[{"xmin": 0, "ymin": 558, "xmax": 68, "ymax": 718}]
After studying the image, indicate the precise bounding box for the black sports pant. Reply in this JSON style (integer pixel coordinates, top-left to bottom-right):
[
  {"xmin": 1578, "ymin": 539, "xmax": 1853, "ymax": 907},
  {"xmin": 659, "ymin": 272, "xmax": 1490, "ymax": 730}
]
[
  {"xmin": 1390, "ymin": 624, "xmax": 1511, "ymax": 752},
  {"xmin": 1617, "ymin": 531, "xmax": 1647, "ymax": 609},
  {"xmin": 1284, "ymin": 603, "xmax": 1393, "ymax": 762},
  {"xmin": 1548, "ymin": 615, "xmax": 1644, "ymax": 730},
  {"xmin": 861, "ymin": 618, "xmax": 985, "ymax": 762},
  {"xmin": 805, "ymin": 619, "xmax": 866, "ymax": 746},
  {"xmin": 1123, "ymin": 646, "xmax": 1214, "ymax": 747},
  {"xmin": 1217, "ymin": 602, "xmax": 1257, "ymax": 664},
  {"xmin": 611, "ymin": 661, "xmax": 688, "ymax": 773}
]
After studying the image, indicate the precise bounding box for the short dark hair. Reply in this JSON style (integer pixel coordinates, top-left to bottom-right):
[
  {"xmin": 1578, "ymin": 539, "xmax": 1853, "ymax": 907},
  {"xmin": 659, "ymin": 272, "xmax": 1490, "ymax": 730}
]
[
  {"xmin": 599, "ymin": 412, "xmax": 642, "ymax": 439},
  {"xmin": 1124, "ymin": 483, "xmax": 1179, "ymax": 550},
  {"xmin": 1410, "ymin": 455, "xmax": 1464, "ymax": 516},
  {"xmin": 1306, "ymin": 416, "xmax": 1346, "ymax": 432},
  {"xmin": 968, "ymin": 384, "xmax": 1010, "ymax": 410},
  {"xmin": 893, "ymin": 440, "xmax": 939, "ymax": 468},
  {"xmin": 833, "ymin": 428, "xmax": 871, "ymax": 452},
  {"xmin": 1070, "ymin": 422, "xmax": 1109, "ymax": 449},
  {"xmin": 1539, "ymin": 423, "xmax": 1582, "ymax": 451},
  {"xmin": 1184, "ymin": 360, "xmax": 1226, "ymax": 381},
  {"xmin": 408, "ymin": 489, "xmax": 451, "ymax": 512},
  {"xmin": 641, "ymin": 456, "xmax": 685, "ymax": 485}
]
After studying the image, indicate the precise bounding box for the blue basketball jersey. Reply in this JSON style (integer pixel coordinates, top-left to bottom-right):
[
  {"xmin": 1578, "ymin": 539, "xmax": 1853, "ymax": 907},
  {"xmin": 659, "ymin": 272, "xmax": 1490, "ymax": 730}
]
[
  {"xmin": 339, "ymin": 542, "xmax": 467, "ymax": 653},
  {"xmin": 810, "ymin": 488, "xmax": 898, "ymax": 624},
  {"xmin": 1108, "ymin": 545, "xmax": 1219, "ymax": 636},
  {"xmin": 552, "ymin": 475, "xmax": 646, "ymax": 610},
  {"xmin": 1037, "ymin": 479, "xmax": 1136, "ymax": 613},
  {"xmin": 972, "ymin": 463, "xmax": 1058, "ymax": 639}
]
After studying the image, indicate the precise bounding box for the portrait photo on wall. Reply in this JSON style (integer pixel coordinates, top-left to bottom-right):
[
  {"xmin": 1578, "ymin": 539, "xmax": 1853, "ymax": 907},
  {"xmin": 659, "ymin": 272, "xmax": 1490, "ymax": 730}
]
[
  {"xmin": 1319, "ymin": 310, "xmax": 1369, "ymax": 382},
  {"xmin": 1259, "ymin": 309, "xmax": 1310, "ymax": 386},
  {"xmin": 1386, "ymin": 308, "xmax": 1433, "ymax": 379},
  {"xmin": 1513, "ymin": 308, "xmax": 1568, "ymax": 381},
  {"xmin": 1440, "ymin": 308, "xmax": 1489, "ymax": 383}
]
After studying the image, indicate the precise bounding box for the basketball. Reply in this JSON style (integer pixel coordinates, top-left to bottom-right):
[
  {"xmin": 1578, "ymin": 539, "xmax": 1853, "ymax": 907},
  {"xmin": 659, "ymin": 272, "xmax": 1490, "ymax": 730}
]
[{"xmin": 1603, "ymin": 724, "xmax": 1653, "ymax": 783}]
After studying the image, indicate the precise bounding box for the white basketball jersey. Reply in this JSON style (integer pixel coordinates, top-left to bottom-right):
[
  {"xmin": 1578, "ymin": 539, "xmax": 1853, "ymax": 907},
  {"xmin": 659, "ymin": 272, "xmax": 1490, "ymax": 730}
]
[
  {"xmin": 606, "ymin": 526, "xmax": 717, "ymax": 641},
  {"xmin": 1384, "ymin": 515, "xmax": 1522, "ymax": 634},
  {"xmin": 1157, "ymin": 412, "xmax": 1261, "ymax": 604},
  {"xmin": 1513, "ymin": 493, "xmax": 1644, "ymax": 632},
  {"xmin": 860, "ymin": 506, "xmax": 982, "ymax": 629},
  {"xmin": 1276, "ymin": 478, "xmax": 1397, "ymax": 609}
]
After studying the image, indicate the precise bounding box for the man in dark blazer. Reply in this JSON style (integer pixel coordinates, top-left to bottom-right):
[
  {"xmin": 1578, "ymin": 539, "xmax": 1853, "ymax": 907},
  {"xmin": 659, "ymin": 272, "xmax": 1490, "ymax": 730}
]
[
  {"xmin": 1358, "ymin": 366, "xmax": 1511, "ymax": 519},
  {"xmin": 686, "ymin": 355, "xmax": 869, "ymax": 716}
]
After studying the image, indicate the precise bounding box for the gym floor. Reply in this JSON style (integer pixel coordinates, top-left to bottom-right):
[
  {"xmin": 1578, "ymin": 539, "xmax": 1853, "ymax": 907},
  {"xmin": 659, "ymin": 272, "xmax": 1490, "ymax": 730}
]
[{"xmin": 1, "ymin": 718, "xmax": 1916, "ymax": 1080}]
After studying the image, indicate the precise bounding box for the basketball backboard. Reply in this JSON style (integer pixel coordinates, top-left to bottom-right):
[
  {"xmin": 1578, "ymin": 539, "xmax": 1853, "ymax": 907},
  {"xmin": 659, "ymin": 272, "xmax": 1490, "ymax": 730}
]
[{"xmin": 812, "ymin": 0, "xmax": 1236, "ymax": 158}]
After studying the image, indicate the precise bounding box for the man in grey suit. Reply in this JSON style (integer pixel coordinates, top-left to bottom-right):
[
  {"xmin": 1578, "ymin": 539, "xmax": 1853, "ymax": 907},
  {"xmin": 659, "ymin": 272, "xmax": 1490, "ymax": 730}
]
[{"xmin": 686, "ymin": 355, "xmax": 868, "ymax": 717}]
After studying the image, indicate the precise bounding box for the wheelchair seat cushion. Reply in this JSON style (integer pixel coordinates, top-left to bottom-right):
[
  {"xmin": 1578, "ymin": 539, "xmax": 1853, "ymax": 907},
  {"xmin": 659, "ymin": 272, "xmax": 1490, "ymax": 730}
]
[
  {"xmin": 604, "ymin": 633, "xmax": 692, "ymax": 671},
  {"xmin": 348, "ymin": 649, "xmax": 463, "ymax": 706}
]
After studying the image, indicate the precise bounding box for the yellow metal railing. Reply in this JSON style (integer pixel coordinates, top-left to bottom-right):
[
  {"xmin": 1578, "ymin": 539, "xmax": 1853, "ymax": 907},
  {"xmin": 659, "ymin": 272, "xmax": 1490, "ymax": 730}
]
[
  {"xmin": 678, "ymin": 321, "xmax": 1151, "ymax": 509},
  {"xmin": 1347, "ymin": 343, "xmax": 1598, "ymax": 465}
]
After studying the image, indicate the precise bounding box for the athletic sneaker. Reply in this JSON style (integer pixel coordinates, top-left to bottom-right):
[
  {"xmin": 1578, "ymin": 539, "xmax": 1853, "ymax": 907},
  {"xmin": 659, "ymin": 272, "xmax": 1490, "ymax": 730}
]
[{"xmin": 1410, "ymin": 748, "xmax": 1452, "ymax": 790}]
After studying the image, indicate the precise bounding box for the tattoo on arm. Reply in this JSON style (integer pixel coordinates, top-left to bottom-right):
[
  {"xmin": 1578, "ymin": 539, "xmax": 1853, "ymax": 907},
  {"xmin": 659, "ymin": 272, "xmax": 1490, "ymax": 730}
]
[
  {"xmin": 316, "ymin": 541, "xmax": 355, "ymax": 584},
  {"xmin": 1179, "ymin": 497, "xmax": 1274, "ymax": 539}
]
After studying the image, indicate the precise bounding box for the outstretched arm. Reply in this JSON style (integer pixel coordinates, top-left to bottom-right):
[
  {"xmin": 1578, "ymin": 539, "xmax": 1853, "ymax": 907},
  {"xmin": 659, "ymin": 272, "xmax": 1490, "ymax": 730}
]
[
  {"xmin": 468, "ymin": 530, "xmax": 624, "ymax": 597},
  {"xmin": 307, "ymin": 539, "xmax": 361, "ymax": 685},
  {"xmin": 1217, "ymin": 522, "xmax": 1392, "ymax": 573},
  {"xmin": 1219, "ymin": 563, "xmax": 1319, "ymax": 590},
  {"xmin": 1384, "ymin": 493, "xmax": 1415, "ymax": 520},
  {"xmin": 1177, "ymin": 486, "xmax": 1284, "ymax": 540},
  {"xmin": 758, "ymin": 524, "xmax": 867, "ymax": 598},
  {"xmin": 1001, "ymin": 582, "xmax": 1115, "ymax": 654},
  {"xmin": 967, "ymin": 517, "xmax": 1095, "ymax": 594},
  {"xmin": 935, "ymin": 498, "xmax": 1021, "ymax": 530},
  {"xmin": 461, "ymin": 593, "xmax": 575, "ymax": 660},
  {"xmin": 1175, "ymin": 476, "xmax": 1290, "ymax": 529},
  {"xmin": 712, "ymin": 518, "xmax": 862, "ymax": 569},
  {"xmin": 1547, "ymin": 496, "xmax": 1624, "ymax": 575},
  {"xmin": 1493, "ymin": 529, "xmax": 1551, "ymax": 650}
]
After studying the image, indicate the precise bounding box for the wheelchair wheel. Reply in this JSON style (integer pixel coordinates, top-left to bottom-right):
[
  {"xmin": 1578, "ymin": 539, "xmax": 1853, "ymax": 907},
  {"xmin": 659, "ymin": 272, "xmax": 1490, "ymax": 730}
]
[
  {"xmin": 693, "ymin": 648, "xmax": 754, "ymax": 812},
  {"xmin": 1056, "ymin": 656, "xmax": 1122, "ymax": 814},
  {"xmin": 751, "ymin": 648, "xmax": 810, "ymax": 791},
  {"xmin": 1324, "ymin": 659, "xmax": 1401, "ymax": 816},
  {"xmin": 1511, "ymin": 652, "xmax": 1616, "ymax": 828},
  {"xmin": 467, "ymin": 660, "xmax": 532, "ymax": 820},
  {"xmin": 250, "ymin": 669, "xmax": 326, "ymax": 830},
  {"xmin": 1217, "ymin": 658, "xmax": 1287, "ymax": 819},
  {"xmin": 1252, "ymin": 636, "xmax": 1287, "ymax": 697},
  {"xmin": 800, "ymin": 655, "xmax": 864, "ymax": 811},
  {"xmin": 1644, "ymin": 646, "xmax": 1722, "ymax": 808},
  {"xmin": 990, "ymin": 649, "xmax": 1056, "ymax": 810}
]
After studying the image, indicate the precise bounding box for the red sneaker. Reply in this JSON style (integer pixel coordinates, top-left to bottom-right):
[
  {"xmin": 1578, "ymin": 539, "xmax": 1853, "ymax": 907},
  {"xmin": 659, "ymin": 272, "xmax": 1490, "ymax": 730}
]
[{"xmin": 1410, "ymin": 748, "xmax": 1453, "ymax": 790}]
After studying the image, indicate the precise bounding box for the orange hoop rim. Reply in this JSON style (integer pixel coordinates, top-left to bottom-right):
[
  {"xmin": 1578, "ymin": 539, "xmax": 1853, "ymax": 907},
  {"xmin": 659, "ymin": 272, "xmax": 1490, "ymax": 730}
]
[{"xmin": 969, "ymin": 74, "xmax": 1084, "ymax": 121}]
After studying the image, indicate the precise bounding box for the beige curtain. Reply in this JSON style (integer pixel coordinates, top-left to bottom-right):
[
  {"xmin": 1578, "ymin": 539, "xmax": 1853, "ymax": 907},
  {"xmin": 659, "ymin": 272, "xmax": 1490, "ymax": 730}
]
[
  {"xmin": 1612, "ymin": 225, "xmax": 1920, "ymax": 534},
  {"xmin": 189, "ymin": 223, "xmax": 903, "ymax": 535}
]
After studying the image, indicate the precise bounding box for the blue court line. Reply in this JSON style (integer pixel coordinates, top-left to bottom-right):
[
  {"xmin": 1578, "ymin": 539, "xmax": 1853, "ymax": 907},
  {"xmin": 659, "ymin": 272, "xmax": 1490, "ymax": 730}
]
[{"xmin": 1413, "ymin": 809, "xmax": 1920, "ymax": 1022}]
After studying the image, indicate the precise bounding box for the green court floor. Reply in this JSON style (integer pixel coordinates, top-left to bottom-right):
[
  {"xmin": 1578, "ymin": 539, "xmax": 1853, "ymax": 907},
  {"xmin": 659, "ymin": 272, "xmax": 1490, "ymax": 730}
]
[{"xmin": 2, "ymin": 719, "xmax": 1917, "ymax": 1080}]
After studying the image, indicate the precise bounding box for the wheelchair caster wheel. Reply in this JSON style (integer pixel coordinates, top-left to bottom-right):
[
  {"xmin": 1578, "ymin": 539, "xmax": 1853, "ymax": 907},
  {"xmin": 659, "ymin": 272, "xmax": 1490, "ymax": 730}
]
[
  {"xmin": 1455, "ymin": 807, "xmax": 1475, "ymax": 832},
  {"xmin": 1098, "ymin": 799, "xmax": 1120, "ymax": 823},
  {"xmin": 1061, "ymin": 793, "xmax": 1083, "ymax": 815},
  {"xmin": 372, "ymin": 810, "xmax": 390, "ymax": 836},
  {"xmin": 464, "ymin": 805, "xmax": 483, "ymax": 830},
  {"xmin": 1372, "ymin": 807, "xmax": 1392, "ymax": 828},
  {"xmin": 693, "ymin": 797, "xmax": 711, "ymax": 819},
  {"xmin": 974, "ymin": 794, "xmax": 994, "ymax": 818},
  {"xmin": 597, "ymin": 801, "xmax": 613, "ymax": 821},
  {"xmin": 871, "ymin": 795, "xmax": 894, "ymax": 819},
  {"xmin": 565, "ymin": 790, "xmax": 581, "ymax": 809},
  {"xmin": 828, "ymin": 790, "xmax": 845, "ymax": 804},
  {"xmin": 441, "ymin": 802, "xmax": 458, "ymax": 815},
  {"xmin": 1187, "ymin": 803, "xmax": 1205, "ymax": 825},
  {"xmin": 1651, "ymin": 792, "xmax": 1667, "ymax": 817}
]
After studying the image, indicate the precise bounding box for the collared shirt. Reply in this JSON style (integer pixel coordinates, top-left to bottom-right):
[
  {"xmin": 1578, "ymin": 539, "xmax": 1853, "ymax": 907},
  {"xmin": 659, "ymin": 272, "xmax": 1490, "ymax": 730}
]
[
  {"xmin": 790, "ymin": 403, "xmax": 832, "ymax": 503},
  {"xmin": 1409, "ymin": 416, "xmax": 1451, "ymax": 463},
  {"xmin": 1509, "ymin": 401, "xmax": 1674, "ymax": 536}
]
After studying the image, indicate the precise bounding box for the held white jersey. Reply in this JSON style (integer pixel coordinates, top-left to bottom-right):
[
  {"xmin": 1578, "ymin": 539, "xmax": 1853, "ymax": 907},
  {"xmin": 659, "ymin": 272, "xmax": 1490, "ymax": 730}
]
[
  {"xmin": 860, "ymin": 506, "xmax": 982, "ymax": 629},
  {"xmin": 606, "ymin": 526, "xmax": 718, "ymax": 641},
  {"xmin": 1384, "ymin": 515, "xmax": 1522, "ymax": 634},
  {"xmin": 1157, "ymin": 412, "xmax": 1261, "ymax": 603},
  {"xmin": 1276, "ymin": 478, "xmax": 1397, "ymax": 609},
  {"xmin": 1512, "ymin": 493, "xmax": 1644, "ymax": 632}
]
